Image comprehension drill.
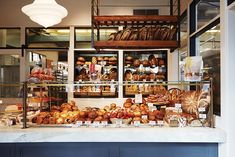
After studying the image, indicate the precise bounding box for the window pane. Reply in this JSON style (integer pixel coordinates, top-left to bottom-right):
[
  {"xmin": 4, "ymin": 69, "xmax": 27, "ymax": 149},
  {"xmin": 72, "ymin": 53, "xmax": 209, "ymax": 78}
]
[
  {"xmin": 0, "ymin": 28, "xmax": 21, "ymax": 48},
  {"xmin": 197, "ymin": 0, "xmax": 220, "ymax": 30},
  {"xmin": 26, "ymin": 28, "xmax": 70, "ymax": 48},
  {"xmin": 0, "ymin": 54, "xmax": 20, "ymax": 98},
  {"xmin": 75, "ymin": 28, "xmax": 117, "ymax": 48},
  {"xmin": 180, "ymin": 14, "xmax": 188, "ymax": 47},
  {"xmin": 197, "ymin": 24, "xmax": 220, "ymax": 115}
]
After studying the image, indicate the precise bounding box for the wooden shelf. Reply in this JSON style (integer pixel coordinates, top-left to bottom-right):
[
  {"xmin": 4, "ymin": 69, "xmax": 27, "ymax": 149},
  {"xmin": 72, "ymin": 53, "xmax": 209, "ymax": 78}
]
[
  {"xmin": 93, "ymin": 15, "xmax": 178, "ymax": 26},
  {"xmin": 94, "ymin": 40, "xmax": 178, "ymax": 49}
]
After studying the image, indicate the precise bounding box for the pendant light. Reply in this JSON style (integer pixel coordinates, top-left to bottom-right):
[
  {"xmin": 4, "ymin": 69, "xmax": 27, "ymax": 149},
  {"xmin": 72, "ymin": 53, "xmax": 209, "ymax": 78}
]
[{"xmin": 22, "ymin": 0, "xmax": 68, "ymax": 28}]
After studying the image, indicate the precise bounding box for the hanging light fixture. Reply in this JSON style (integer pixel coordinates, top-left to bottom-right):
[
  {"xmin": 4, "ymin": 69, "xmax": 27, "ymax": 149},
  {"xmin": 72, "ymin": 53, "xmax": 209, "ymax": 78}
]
[{"xmin": 22, "ymin": 0, "xmax": 68, "ymax": 28}]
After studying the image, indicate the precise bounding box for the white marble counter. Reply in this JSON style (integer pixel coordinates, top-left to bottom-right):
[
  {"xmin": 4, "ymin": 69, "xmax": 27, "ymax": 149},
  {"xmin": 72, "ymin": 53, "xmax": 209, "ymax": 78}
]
[{"xmin": 0, "ymin": 126, "xmax": 226, "ymax": 143}]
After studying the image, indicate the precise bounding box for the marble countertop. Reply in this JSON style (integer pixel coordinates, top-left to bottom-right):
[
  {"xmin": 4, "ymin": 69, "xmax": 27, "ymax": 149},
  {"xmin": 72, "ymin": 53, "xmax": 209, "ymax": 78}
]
[{"xmin": 0, "ymin": 126, "xmax": 226, "ymax": 143}]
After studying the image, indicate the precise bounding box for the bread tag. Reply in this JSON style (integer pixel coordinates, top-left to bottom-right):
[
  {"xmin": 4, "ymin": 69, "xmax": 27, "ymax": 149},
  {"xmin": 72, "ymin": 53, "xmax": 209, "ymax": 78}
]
[{"xmin": 135, "ymin": 94, "xmax": 142, "ymax": 103}]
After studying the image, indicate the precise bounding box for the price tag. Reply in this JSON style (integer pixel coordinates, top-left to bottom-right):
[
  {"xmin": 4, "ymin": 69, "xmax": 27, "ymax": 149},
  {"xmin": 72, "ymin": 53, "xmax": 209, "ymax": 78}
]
[
  {"xmin": 149, "ymin": 121, "xmax": 156, "ymax": 126},
  {"xmin": 157, "ymin": 120, "xmax": 164, "ymax": 126},
  {"xmin": 101, "ymin": 121, "xmax": 108, "ymax": 126},
  {"xmin": 202, "ymin": 84, "xmax": 210, "ymax": 92},
  {"xmin": 115, "ymin": 119, "xmax": 122, "ymax": 125},
  {"xmin": 93, "ymin": 121, "xmax": 100, "ymax": 127},
  {"xmin": 148, "ymin": 103, "xmax": 154, "ymax": 107},
  {"xmin": 143, "ymin": 79, "xmax": 146, "ymax": 82},
  {"xmin": 150, "ymin": 79, "xmax": 154, "ymax": 82},
  {"xmin": 142, "ymin": 115, "xmax": 148, "ymax": 120},
  {"xmin": 175, "ymin": 103, "xmax": 182, "ymax": 108},
  {"xmin": 198, "ymin": 107, "xmax": 206, "ymax": 112},
  {"xmin": 0, "ymin": 100, "xmax": 3, "ymax": 104},
  {"xmin": 199, "ymin": 114, "xmax": 207, "ymax": 119},
  {"xmin": 150, "ymin": 106, "xmax": 157, "ymax": 111},
  {"xmin": 28, "ymin": 93, "xmax": 33, "ymax": 97},
  {"xmin": 134, "ymin": 121, "xmax": 140, "ymax": 127},
  {"xmin": 85, "ymin": 121, "xmax": 91, "ymax": 126},
  {"xmin": 135, "ymin": 94, "xmax": 142, "ymax": 104},
  {"xmin": 76, "ymin": 121, "xmax": 83, "ymax": 127}
]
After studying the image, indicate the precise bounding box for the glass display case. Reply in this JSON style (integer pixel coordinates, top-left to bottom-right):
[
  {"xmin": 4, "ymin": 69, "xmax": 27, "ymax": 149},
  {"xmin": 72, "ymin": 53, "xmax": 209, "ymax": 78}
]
[
  {"xmin": 0, "ymin": 83, "xmax": 23, "ymax": 127},
  {"xmin": 74, "ymin": 51, "xmax": 118, "ymax": 98},
  {"xmin": 20, "ymin": 80, "xmax": 214, "ymax": 128},
  {"xmin": 123, "ymin": 50, "xmax": 167, "ymax": 97},
  {"xmin": 197, "ymin": 24, "xmax": 220, "ymax": 115}
]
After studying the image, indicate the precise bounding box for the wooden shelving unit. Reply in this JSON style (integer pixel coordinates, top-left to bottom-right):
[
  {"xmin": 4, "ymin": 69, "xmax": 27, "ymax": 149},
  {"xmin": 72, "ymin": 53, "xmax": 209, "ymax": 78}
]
[
  {"xmin": 94, "ymin": 40, "xmax": 178, "ymax": 49},
  {"xmin": 91, "ymin": 0, "xmax": 181, "ymax": 50}
]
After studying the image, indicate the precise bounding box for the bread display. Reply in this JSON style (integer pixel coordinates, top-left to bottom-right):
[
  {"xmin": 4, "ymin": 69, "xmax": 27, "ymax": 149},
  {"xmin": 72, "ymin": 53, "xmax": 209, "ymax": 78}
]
[
  {"xmin": 108, "ymin": 26, "xmax": 177, "ymax": 41},
  {"xmin": 181, "ymin": 91, "xmax": 201, "ymax": 116},
  {"xmin": 74, "ymin": 53, "xmax": 118, "ymax": 97}
]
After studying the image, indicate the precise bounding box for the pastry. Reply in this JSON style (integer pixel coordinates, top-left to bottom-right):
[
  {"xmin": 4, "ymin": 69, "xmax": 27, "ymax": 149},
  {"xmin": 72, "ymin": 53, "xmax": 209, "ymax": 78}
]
[
  {"xmin": 103, "ymin": 57, "xmax": 109, "ymax": 62},
  {"xmin": 168, "ymin": 88, "xmax": 182, "ymax": 103},
  {"xmin": 142, "ymin": 60, "xmax": 150, "ymax": 67},
  {"xmin": 77, "ymin": 57, "xmax": 85, "ymax": 65},
  {"xmin": 150, "ymin": 57, "xmax": 158, "ymax": 67},
  {"xmin": 133, "ymin": 59, "xmax": 141, "ymax": 67},
  {"xmin": 120, "ymin": 27, "xmax": 132, "ymax": 40},
  {"xmin": 181, "ymin": 91, "xmax": 201, "ymax": 116},
  {"xmin": 158, "ymin": 59, "xmax": 165, "ymax": 66},
  {"xmin": 124, "ymin": 70, "xmax": 133, "ymax": 81},
  {"xmin": 108, "ymin": 57, "xmax": 117, "ymax": 65},
  {"xmin": 92, "ymin": 57, "xmax": 97, "ymax": 64},
  {"xmin": 125, "ymin": 56, "xmax": 133, "ymax": 65},
  {"xmin": 109, "ymin": 32, "xmax": 117, "ymax": 41},
  {"xmin": 97, "ymin": 57, "xmax": 103, "ymax": 62},
  {"xmin": 149, "ymin": 73, "xmax": 155, "ymax": 81},
  {"xmin": 132, "ymin": 72, "xmax": 140, "ymax": 81}
]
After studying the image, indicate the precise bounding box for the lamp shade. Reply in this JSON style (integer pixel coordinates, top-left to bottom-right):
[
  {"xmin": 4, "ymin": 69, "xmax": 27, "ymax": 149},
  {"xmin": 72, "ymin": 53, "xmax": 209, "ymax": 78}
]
[{"xmin": 22, "ymin": 0, "xmax": 68, "ymax": 28}]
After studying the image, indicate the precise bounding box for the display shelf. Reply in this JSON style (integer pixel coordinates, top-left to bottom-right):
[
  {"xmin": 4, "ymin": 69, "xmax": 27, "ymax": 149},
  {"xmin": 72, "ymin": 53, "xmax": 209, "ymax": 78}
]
[
  {"xmin": 94, "ymin": 40, "xmax": 178, "ymax": 49},
  {"xmin": 93, "ymin": 15, "xmax": 178, "ymax": 26},
  {"xmin": 91, "ymin": 0, "xmax": 180, "ymax": 50}
]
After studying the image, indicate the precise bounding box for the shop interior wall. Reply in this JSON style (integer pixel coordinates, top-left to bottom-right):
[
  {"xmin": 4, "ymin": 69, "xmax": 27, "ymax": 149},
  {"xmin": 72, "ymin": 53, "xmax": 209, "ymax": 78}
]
[
  {"xmin": 0, "ymin": 0, "xmax": 170, "ymax": 27},
  {"xmin": 0, "ymin": 0, "xmax": 178, "ymax": 108}
]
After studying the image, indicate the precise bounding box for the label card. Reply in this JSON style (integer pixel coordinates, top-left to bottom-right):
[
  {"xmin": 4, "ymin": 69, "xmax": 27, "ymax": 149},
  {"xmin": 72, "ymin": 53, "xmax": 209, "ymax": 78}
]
[
  {"xmin": 149, "ymin": 106, "xmax": 157, "ymax": 111},
  {"xmin": 101, "ymin": 121, "xmax": 108, "ymax": 126},
  {"xmin": 28, "ymin": 93, "xmax": 33, "ymax": 97},
  {"xmin": 199, "ymin": 114, "xmax": 207, "ymax": 119},
  {"xmin": 85, "ymin": 121, "xmax": 91, "ymax": 126},
  {"xmin": 93, "ymin": 121, "xmax": 100, "ymax": 127},
  {"xmin": 115, "ymin": 119, "xmax": 122, "ymax": 125},
  {"xmin": 134, "ymin": 121, "xmax": 140, "ymax": 127},
  {"xmin": 149, "ymin": 121, "xmax": 156, "ymax": 126},
  {"xmin": 142, "ymin": 115, "xmax": 148, "ymax": 120},
  {"xmin": 0, "ymin": 100, "xmax": 3, "ymax": 104},
  {"xmin": 198, "ymin": 107, "xmax": 206, "ymax": 112},
  {"xmin": 135, "ymin": 94, "xmax": 143, "ymax": 103},
  {"xmin": 148, "ymin": 103, "xmax": 154, "ymax": 107},
  {"xmin": 76, "ymin": 121, "xmax": 83, "ymax": 127},
  {"xmin": 157, "ymin": 120, "xmax": 164, "ymax": 126},
  {"xmin": 175, "ymin": 103, "xmax": 182, "ymax": 108}
]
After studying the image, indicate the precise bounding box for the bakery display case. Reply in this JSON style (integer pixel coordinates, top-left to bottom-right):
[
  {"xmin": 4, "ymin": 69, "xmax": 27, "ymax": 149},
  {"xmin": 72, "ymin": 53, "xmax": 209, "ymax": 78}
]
[
  {"xmin": 20, "ymin": 80, "xmax": 214, "ymax": 128},
  {"xmin": 74, "ymin": 51, "xmax": 118, "ymax": 98},
  {"xmin": 123, "ymin": 50, "xmax": 167, "ymax": 97},
  {"xmin": 0, "ymin": 83, "xmax": 23, "ymax": 127}
]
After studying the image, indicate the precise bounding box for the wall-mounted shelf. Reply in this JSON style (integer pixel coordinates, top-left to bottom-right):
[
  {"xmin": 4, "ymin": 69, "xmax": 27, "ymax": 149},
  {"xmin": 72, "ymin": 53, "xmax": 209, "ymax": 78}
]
[
  {"xmin": 93, "ymin": 15, "xmax": 178, "ymax": 27},
  {"xmin": 94, "ymin": 40, "xmax": 178, "ymax": 49},
  {"xmin": 91, "ymin": 0, "xmax": 181, "ymax": 50}
]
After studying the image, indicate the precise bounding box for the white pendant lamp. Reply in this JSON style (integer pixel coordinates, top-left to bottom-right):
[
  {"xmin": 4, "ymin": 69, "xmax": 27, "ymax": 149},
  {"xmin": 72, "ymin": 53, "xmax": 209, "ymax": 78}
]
[{"xmin": 22, "ymin": 0, "xmax": 68, "ymax": 28}]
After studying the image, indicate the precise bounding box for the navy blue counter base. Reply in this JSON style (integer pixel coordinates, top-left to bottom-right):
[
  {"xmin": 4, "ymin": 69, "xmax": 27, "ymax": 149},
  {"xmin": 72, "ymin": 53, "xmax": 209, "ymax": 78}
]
[{"xmin": 1, "ymin": 143, "xmax": 218, "ymax": 157}]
